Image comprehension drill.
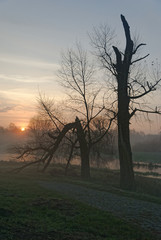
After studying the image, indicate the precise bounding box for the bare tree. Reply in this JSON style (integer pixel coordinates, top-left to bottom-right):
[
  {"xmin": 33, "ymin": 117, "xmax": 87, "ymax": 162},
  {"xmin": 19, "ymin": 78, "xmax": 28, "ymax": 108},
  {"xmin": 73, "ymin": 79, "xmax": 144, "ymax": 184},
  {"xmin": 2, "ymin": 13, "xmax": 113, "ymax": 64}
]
[
  {"xmin": 90, "ymin": 15, "xmax": 161, "ymax": 190},
  {"xmin": 58, "ymin": 44, "xmax": 115, "ymax": 176},
  {"xmin": 59, "ymin": 44, "xmax": 103, "ymax": 145},
  {"xmin": 14, "ymin": 45, "xmax": 115, "ymax": 179},
  {"xmin": 38, "ymin": 95, "xmax": 92, "ymax": 178}
]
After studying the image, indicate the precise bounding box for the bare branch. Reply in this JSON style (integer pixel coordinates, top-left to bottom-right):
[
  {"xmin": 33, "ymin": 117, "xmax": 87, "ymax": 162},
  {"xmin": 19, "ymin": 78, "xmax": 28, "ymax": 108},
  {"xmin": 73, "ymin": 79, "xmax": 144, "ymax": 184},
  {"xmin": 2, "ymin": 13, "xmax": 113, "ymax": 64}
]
[
  {"xmin": 131, "ymin": 54, "xmax": 150, "ymax": 65},
  {"xmin": 12, "ymin": 159, "xmax": 44, "ymax": 173},
  {"xmin": 90, "ymin": 106, "xmax": 105, "ymax": 122},
  {"xmin": 112, "ymin": 46, "xmax": 122, "ymax": 73},
  {"xmin": 129, "ymin": 108, "xmax": 137, "ymax": 119},
  {"xmin": 133, "ymin": 43, "xmax": 146, "ymax": 54},
  {"xmin": 121, "ymin": 14, "xmax": 133, "ymax": 65},
  {"xmin": 42, "ymin": 121, "xmax": 77, "ymax": 171},
  {"xmin": 92, "ymin": 113, "xmax": 117, "ymax": 145},
  {"xmin": 130, "ymin": 78, "xmax": 161, "ymax": 99},
  {"xmin": 135, "ymin": 108, "xmax": 161, "ymax": 115},
  {"xmin": 121, "ymin": 14, "xmax": 132, "ymax": 43},
  {"xmin": 65, "ymin": 139, "xmax": 78, "ymax": 174}
]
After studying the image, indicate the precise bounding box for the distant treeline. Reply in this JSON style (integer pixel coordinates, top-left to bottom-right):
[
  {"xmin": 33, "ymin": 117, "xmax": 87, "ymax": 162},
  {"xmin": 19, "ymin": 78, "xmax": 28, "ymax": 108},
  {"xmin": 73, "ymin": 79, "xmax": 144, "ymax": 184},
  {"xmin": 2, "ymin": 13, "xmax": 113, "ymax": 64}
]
[
  {"xmin": 131, "ymin": 130, "xmax": 161, "ymax": 152},
  {"xmin": 0, "ymin": 124, "xmax": 160, "ymax": 155}
]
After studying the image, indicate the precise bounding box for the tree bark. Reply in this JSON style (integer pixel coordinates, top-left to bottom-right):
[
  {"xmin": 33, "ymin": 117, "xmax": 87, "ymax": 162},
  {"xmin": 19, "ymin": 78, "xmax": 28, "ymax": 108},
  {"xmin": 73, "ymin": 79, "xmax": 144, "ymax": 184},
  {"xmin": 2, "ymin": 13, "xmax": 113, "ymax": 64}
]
[
  {"xmin": 75, "ymin": 117, "xmax": 90, "ymax": 179},
  {"xmin": 118, "ymin": 89, "xmax": 135, "ymax": 190},
  {"xmin": 43, "ymin": 122, "xmax": 77, "ymax": 172},
  {"xmin": 43, "ymin": 117, "xmax": 90, "ymax": 179},
  {"xmin": 115, "ymin": 15, "xmax": 135, "ymax": 190}
]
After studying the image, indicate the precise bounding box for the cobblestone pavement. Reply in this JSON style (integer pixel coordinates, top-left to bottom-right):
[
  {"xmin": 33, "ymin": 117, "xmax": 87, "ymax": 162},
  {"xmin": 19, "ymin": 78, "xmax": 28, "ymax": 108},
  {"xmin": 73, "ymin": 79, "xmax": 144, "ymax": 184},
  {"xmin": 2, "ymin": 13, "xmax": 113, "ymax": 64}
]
[{"xmin": 39, "ymin": 181, "xmax": 161, "ymax": 236}]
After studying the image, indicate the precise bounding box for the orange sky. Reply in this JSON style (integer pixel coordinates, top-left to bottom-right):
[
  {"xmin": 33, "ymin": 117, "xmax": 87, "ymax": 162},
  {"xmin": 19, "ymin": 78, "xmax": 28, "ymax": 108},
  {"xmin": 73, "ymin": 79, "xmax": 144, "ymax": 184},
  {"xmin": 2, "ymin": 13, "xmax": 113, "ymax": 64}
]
[{"xmin": 0, "ymin": 0, "xmax": 161, "ymax": 133}]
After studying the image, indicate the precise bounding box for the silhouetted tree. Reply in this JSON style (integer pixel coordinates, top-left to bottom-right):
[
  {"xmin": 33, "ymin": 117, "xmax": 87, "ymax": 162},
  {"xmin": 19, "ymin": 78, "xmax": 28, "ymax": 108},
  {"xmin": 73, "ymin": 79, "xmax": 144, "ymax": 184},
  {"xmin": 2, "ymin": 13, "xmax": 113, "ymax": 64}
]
[
  {"xmin": 58, "ymin": 44, "xmax": 115, "ymax": 177},
  {"xmin": 14, "ymin": 45, "xmax": 115, "ymax": 178},
  {"xmin": 14, "ymin": 112, "xmax": 91, "ymax": 179},
  {"xmin": 91, "ymin": 15, "xmax": 161, "ymax": 190}
]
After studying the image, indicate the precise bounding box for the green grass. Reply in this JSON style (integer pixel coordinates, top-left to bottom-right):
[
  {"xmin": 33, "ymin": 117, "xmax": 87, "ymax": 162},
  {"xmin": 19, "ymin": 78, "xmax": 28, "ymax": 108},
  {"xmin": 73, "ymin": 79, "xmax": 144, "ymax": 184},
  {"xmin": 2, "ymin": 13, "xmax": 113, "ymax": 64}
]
[
  {"xmin": 55, "ymin": 165, "xmax": 161, "ymax": 205},
  {"xmin": 0, "ymin": 162, "xmax": 157, "ymax": 240}
]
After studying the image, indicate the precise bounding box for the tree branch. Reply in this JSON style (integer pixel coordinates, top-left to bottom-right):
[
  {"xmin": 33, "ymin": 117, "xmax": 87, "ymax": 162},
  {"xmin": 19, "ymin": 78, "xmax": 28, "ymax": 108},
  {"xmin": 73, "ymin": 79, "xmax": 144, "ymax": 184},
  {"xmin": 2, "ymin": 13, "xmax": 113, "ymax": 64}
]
[
  {"xmin": 133, "ymin": 43, "xmax": 146, "ymax": 54},
  {"xmin": 129, "ymin": 108, "xmax": 137, "ymax": 119},
  {"xmin": 130, "ymin": 78, "xmax": 161, "ymax": 99},
  {"xmin": 121, "ymin": 14, "xmax": 131, "ymax": 43},
  {"xmin": 131, "ymin": 54, "xmax": 149, "ymax": 65},
  {"xmin": 135, "ymin": 108, "xmax": 161, "ymax": 115},
  {"xmin": 92, "ymin": 113, "xmax": 117, "ymax": 145},
  {"xmin": 112, "ymin": 46, "xmax": 122, "ymax": 72}
]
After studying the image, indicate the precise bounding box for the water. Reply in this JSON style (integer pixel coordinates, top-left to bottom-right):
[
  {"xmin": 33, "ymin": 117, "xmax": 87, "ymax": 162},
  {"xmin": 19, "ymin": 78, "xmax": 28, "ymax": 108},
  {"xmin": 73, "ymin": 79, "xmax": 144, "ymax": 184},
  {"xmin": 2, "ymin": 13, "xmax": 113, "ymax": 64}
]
[
  {"xmin": 104, "ymin": 158, "xmax": 161, "ymax": 175},
  {"xmin": 1, "ymin": 152, "xmax": 161, "ymax": 176},
  {"xmin": 134, "ymin": 162, "xmax": 161, "ymax": 175},
  {"xmin": 0, "ymin": 153, "xmax": 16, "ymax": 162}
]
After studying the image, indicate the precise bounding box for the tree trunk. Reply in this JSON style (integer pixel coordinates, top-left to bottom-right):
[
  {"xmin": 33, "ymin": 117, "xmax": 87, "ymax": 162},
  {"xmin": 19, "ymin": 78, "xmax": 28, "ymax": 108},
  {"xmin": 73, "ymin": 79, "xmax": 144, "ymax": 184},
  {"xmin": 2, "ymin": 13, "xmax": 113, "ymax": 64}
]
[
  {"xmin": 43, "ymin": 122, "xmax": 77, "ymax": 172},
  {"xmin": 75, "ymin": 117, "xmax": 90, "ymax": 179},
  {"xmin": 43, "ymin": 118, "xmax": 90, "ymax": 179},
  {"xmin": 113, "ymin": 15, "xmax": 135, "ymax": 190},
  {"xmin": 118, "ymin": 92, "xmax": 135, "ymax": 190}
]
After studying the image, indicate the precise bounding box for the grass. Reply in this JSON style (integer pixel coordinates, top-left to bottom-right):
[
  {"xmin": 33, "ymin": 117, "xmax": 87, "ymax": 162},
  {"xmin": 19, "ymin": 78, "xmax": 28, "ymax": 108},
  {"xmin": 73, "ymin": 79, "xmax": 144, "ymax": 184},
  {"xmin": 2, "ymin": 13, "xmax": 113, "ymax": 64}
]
[
  {"xmin": 55, "ymin": 165, "xmax": 161, "ymax": 204},
  {"xmin": 0, "ymin": 161, "xmax": 158, "ymax": 240}
]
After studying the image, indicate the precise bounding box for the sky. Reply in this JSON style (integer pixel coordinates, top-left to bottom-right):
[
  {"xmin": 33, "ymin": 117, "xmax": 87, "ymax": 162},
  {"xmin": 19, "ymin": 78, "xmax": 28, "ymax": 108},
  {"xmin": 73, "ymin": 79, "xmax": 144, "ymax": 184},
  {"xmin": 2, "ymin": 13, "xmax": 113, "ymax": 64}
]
[{"xmin": 0, "ymin": 0, "xmax": 161, "ymax": 133}]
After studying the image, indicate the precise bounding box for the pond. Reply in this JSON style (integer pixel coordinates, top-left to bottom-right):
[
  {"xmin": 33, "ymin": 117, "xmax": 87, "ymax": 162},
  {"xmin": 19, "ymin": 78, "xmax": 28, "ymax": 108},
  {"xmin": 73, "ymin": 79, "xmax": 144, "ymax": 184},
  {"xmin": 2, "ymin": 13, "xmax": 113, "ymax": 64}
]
[
  {"xmin": 104, "ymin": 158, "xmax": 161, "ymax": 176},
  {"xmin": 1, "ymin": 152, "xmax": 161, "ymax": 177}
]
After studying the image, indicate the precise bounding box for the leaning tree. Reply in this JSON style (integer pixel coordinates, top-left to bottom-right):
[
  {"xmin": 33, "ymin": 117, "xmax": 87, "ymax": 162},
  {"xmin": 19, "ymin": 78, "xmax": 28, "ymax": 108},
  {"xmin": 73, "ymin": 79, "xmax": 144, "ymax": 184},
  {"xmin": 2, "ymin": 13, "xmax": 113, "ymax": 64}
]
[
  {"xmin": 91, "ymin": 15, "xmax": 161, "ymax": 190},
  {"xmin": 14, "ymin": 45, "xmax": 115, "ymax": 179}
]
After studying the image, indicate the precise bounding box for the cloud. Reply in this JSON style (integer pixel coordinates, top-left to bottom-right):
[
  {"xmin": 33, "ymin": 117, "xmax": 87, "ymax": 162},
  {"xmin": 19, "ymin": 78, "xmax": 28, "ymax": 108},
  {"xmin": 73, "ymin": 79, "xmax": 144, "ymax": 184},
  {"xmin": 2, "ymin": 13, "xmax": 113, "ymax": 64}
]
[
  {"xmin": 0, "ymin": 106, "xmax": 15, "ymax": 113},
  {"xmin": 0, "ymin": 92, "xmax": 34, "ymax": 113},
  {"xmin": 0, "ymin": 73, "xmax": 56, "ymax": 83},
  {"xmin": 0, "ymin": 93, "xmax": 17, "ymax": 112},
  {"xmin": 0, "ymin": 96, "xmax": 17, "ymax": 113},
  {"xmin": 0, "ymin": 56, "xmax": 59, "ymax": 71}
]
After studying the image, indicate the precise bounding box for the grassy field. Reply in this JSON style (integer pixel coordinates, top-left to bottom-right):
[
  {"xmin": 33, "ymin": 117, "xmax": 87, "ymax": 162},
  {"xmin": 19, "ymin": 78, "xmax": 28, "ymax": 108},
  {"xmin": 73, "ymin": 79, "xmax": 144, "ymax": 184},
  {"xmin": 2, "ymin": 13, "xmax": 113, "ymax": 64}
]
[{"xmin": 0, "ymin": 161, "xmax": 160, "ymax": 240}]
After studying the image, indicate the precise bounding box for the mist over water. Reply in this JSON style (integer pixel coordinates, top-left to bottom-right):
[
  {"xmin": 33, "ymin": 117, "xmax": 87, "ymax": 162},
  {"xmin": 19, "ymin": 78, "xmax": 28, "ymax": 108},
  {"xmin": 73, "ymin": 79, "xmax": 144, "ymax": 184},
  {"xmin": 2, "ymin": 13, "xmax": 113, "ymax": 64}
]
[
  {"xmin": 0, "ymin": 129, "xmax": 28, "ymax": 161},
  {"xmin": 0, "ymin": 129, "xmax": 161, "ymax": 176}
]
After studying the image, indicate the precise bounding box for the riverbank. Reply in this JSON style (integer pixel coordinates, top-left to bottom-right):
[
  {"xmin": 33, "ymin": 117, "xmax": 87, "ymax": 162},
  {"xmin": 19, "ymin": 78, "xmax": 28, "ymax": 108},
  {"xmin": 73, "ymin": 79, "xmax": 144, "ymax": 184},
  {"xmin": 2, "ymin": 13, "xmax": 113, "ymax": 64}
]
[{"xmin": 0, "ymin": 161, "xmax": 161, "ymax": 239}]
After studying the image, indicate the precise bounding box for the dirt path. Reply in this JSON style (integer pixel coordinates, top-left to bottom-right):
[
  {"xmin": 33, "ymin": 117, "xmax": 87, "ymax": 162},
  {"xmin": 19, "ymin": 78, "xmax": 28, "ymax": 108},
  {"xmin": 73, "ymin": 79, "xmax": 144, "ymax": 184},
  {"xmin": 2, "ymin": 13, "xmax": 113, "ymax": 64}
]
[{"xmin": 39, "ymin": 180, "xmax": 161, "ymax": 236}]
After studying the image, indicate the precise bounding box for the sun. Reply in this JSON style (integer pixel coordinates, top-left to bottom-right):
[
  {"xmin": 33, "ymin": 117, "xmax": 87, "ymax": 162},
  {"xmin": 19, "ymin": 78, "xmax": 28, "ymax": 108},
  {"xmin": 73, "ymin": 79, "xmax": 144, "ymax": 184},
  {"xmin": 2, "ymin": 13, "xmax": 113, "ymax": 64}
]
[{"xmin": 21, "ymin": 127, "xmax": 26, "ymax": 132}]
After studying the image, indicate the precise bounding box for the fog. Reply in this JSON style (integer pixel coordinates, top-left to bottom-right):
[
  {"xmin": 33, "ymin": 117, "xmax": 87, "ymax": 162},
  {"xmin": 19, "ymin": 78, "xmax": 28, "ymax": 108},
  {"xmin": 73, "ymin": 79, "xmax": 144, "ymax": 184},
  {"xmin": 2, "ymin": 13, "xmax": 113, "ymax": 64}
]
[
  {"xmin": 0, "ymin": 125, "xmax": 161, "ymax": 163},
  {"xmin": 0, "ymin": 125, "xmax": 28, "ymax": 161}
]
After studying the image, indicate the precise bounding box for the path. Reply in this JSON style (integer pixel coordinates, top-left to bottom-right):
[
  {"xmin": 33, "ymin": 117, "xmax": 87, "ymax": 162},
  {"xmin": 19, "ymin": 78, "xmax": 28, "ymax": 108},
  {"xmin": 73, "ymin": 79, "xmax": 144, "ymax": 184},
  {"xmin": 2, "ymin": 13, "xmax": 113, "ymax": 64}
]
[{"xmin": 39, "ymin": 180, "xmax": 161, "ymax": 236}]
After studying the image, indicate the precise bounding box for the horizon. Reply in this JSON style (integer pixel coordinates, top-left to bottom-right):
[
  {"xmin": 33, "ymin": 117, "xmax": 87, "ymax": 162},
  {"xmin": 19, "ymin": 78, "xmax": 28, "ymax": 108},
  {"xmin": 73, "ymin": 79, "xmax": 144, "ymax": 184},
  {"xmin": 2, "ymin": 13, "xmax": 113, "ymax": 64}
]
[{"xmin": 0, "ymin": 0, "xmax": 161, "ymax": 134}]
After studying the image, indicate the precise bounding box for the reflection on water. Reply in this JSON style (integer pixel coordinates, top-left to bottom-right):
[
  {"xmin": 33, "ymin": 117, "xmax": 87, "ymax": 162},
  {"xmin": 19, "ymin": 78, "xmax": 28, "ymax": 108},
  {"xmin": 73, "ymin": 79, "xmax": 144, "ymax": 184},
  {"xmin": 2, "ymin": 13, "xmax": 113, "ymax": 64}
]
[
  {"xmin": 134, "ymin": 162, "xmax": 161, "ymax": 175},
  {"xmin": 0, "ymin": 153, "xmax": 33, "ymax": 162},
  {"xmin": 0, "ymin": 153, "xmax": 17, "ymax": 162},
  {"xmin": 72, "ymin": 157, "xmax": 161, "ymax": 175},
  {"xmin": 104, "ymin": 158, "xmax": 161, "ymax": 175},
  {"xmin": 1, "ymin": 152, "xmax": 161, "ymax": 176},
  {"xmin": 103, "ymin": 158, "xmax": 161, "ymax": 175}
]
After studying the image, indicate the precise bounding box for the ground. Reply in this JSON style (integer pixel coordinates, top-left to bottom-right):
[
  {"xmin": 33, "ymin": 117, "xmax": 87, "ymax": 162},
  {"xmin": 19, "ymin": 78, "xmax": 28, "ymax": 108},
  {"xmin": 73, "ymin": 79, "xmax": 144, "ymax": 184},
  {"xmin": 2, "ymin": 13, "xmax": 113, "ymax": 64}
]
[{"xmin": 0, "ymin": 161, "xmax": 160, "ymax": 240}]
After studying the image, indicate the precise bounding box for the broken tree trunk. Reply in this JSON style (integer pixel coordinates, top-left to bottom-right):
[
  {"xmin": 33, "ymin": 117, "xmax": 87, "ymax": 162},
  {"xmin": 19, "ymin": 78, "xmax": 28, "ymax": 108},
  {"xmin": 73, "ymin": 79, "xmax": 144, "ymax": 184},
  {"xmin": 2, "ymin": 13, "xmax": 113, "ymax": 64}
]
[
  {"xmin": 43, "ymin": 117, "xmax": 90, "ymax": 179},
  {"xmin": 113, "ymin": 15, "xmax": 135, "ymax": 190}
]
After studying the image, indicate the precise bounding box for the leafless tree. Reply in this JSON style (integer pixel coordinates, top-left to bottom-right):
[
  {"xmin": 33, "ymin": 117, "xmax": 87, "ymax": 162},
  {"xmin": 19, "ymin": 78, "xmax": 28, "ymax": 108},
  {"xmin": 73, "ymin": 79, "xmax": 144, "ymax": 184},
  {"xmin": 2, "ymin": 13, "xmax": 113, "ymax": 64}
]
[
  {"xmin": 14, "ymin": 45, "xmax": 116, "ymax": 179},
  {"xmin": 90, "ymin": 15, "xmax": 161, "ymax": 190},
  {"xmin": 58, "ymin": 44, "xmax": 116, "ymax": 176}
]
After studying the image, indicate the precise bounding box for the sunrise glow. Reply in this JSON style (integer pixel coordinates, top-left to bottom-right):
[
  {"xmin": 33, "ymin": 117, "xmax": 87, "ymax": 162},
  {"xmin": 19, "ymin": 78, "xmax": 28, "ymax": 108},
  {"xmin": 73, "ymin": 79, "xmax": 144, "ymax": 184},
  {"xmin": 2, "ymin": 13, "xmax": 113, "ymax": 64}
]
[{"xmin": 21, "ymin": 127, "xmax": 26, "ymax": 132}]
